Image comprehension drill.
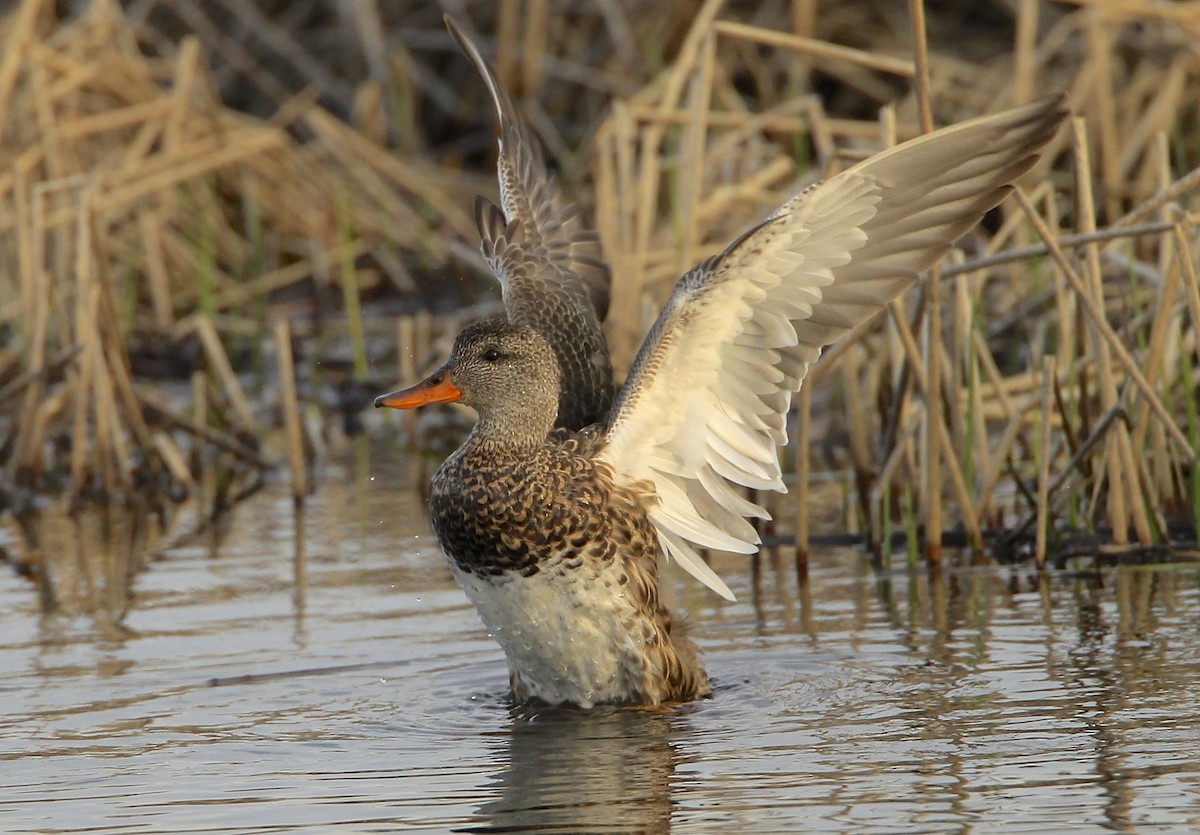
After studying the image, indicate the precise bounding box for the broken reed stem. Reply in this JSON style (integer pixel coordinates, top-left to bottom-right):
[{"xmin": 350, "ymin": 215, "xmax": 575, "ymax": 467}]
[
  {"xmin": 871, "ymin": 403, "xmax": 924, "ymax": 551},
  {"xmin": 1114, "ymin": 163, "xmax": 1200, "ymax": 230},
  {"xmin": 1174, "ymin": 222, "xmax": 1200, "ymax": 371},
  {"xmin": 69, "ymin": 205, "xmax": 95, "ymax": 494},
  {"xmin": 923, "ymin": 275, "xmax": 945, "ymax": 561},
  {"xmin": 973, "ymin": 392, "xmax": 1039, "ymax": 520},
  {"xmin": 396, "ymin": 314, "xmax": 418, "ymax": 446},
  {"xmin": 1036, "ymin": 355, "xmax": 1056, "ymax": 567},
  {"xmin": 940, "ymin": 221, "xmax": 1176, "ymax": 278},
  {"xmin": 711, "ymin": 19, "xmax": 914, "ymax": 78},
  {"xmin": 907, "ymin": 0, "xmax": 942, "ymax": 561},
  {"xmin": 1073, "ymin": 117, "xmax": 1149, "ymax": 544},
  {"xmin": 906, "ymin": 0, "xmax": 934, "ymax": 134},
  {"xmin": 677, "ymin": 31, "xmax": 715, "ymax": 266},
  {"xmin": 842, "ymin": 349, "xmax": 872, "ymax": 490},
  {"xmin": 273, "ymin": 317, "xmax": 307, "ymax": 504},
  {"xmin": 139, "ymin": 211, "xmax": 174, "ymax": 329},
  {"xmin": 152, "ymin": 431, "xmax": 194, "ymax": 490},
  {"xmin": 190, "ymin": 368, "xmax": 211, "ymax": 505},
  {"xmin": 1174, "ymin": 221, "xmax": 1200, "ymax": 535},
  {"xmin": 1012, "ymin": 406, "xmax": 1129, "ymax": 544},
  {"xmin": 885, "ymin": 298, "xmax": 984, "ymax": 548},
  {"xmin": 1130, "ymin": 224, "xmax": 1183, "ymax": 455},
  {"xmin": 194, "ymin": 315, "xmax": 257, "ymax": 434},
  {"xmin": 1013, "ymin": 188, "xmax": 1195, "ymax": 463},
  {"xmin": 966, "ymin": 322, "xmax": 994, "ymax": 507},
  {"xmin": 1013, "ymin": 0, "xmax": 1039, "ymax": 104},
  {"xmin": 337, "ymin": 189, "xmax": 369, "ymax": 381}
]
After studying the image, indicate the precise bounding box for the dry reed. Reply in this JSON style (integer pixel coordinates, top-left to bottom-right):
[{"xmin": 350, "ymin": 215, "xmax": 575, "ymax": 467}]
[{"xmin": 0, "ymin": 0, "xmax": 475, "ymax": 518}]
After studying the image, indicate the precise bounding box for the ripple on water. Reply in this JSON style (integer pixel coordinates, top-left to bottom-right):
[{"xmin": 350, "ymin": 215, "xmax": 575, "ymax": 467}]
[{"xmin": 3, "ymin": 476, "xmax": 1200, "ymax": 832}]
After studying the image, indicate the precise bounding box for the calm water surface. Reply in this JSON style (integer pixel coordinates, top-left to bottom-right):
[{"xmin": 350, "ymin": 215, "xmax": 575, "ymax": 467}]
[{"xmin": 2, "ymin": 442, "xmax": 1199, "ymax": 832}]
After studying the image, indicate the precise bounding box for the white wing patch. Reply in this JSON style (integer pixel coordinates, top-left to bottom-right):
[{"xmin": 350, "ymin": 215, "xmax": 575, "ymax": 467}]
[{"xmin": 601, "ymin": 173, "xmax": 880, "ymax": 600}]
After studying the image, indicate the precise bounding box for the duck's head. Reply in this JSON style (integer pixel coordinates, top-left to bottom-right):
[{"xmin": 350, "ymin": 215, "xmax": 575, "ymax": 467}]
[{"xmin": 375, "ymin": 317, "xmax": 562, "ymax": 442}]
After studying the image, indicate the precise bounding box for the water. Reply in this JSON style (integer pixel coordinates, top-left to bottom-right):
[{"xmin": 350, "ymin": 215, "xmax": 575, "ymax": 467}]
[{"xmin": 2, "ymin": 444, "xmax": 1199, "ymax": 833}]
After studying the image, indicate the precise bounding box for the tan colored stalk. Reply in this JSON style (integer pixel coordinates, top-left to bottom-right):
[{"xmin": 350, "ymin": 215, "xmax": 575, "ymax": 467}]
[
  {"xmin": 195, "ymin": 315, "xmax": 257, "ymax": 433},
  {"xmin": 274, "ymin": 318, "xmax": 308, "ymax": 503},
  {"xmin": 1073, "ymin": 118, "xmax": 1152, "ymax": 543},
  {"xmin": 712, "ymin": 20, "xmax": 914, "ymax": 78},
  {"xmin": 1036, "ymin": 356, "xmax": 1056, "ymax": 567},
  {"xmin": 794, "ymin": 383, "xmax": 811, "ymax": 565}
]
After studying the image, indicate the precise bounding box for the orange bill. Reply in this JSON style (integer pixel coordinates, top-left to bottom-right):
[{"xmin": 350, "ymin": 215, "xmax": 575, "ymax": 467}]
[{"xmin": 374, "ymin": 368, "xmax": 461, "ymax": 409}]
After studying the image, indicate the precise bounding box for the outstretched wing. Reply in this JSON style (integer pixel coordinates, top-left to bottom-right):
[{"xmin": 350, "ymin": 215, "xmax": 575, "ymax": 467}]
[
  {"xmin": 599, "ymin": 95, "xmax": 1068, "ymax": 600},
  {"xmin": 446, "ymin": 15, "xmax": 613, "ymax": 429},
  {"xmin": 445, "ymin": 14, "xmax": 610, "ymax": 318}
]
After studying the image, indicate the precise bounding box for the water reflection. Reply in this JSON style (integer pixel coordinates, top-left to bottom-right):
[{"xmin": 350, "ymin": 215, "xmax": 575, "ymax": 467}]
[
  {"xmin": 1, "ymin": 457, "xmax": 1199, "ymax": 832},
  {"xmin": 10, "ymin": 501, "xmax": 166, "ymax": 641},
  {"xmin": 467, "ymin": 705, "xmax": 682, "ymax": 833}
]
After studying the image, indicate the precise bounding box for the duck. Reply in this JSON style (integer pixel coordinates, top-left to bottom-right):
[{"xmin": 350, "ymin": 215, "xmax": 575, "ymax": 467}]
[
  {"xmin": 445, "ymin": 15, "xmax": 613, "ymax": 430},
  {"xmin": 377, "ymin": 17, "xmax": 1068, "ymax": 707}
]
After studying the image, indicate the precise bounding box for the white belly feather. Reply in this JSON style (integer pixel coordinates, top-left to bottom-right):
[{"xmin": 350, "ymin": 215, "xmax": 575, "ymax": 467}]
[{"xmin": 452, "ymin": 559, "xmax": 650, "ymax": 707}]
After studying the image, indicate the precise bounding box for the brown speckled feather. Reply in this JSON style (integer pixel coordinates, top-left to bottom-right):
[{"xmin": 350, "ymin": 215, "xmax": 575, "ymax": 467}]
[{"xmin": 447, "ymin": 16, "xmax": 613, "ymax": 430}]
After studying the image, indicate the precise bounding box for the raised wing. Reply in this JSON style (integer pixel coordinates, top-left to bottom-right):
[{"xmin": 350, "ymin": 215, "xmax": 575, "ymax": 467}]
[
  {"xmin": 599, "ymin": 95, "xmax": 1068, "ymax": 599},
  {"xmin": 446, "ymin": 15, "xmax": 614, "ymax": 428}
]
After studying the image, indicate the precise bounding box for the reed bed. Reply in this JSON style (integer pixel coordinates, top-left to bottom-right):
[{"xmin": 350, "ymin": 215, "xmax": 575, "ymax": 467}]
[
  {"xmin": 0, "ymin": 0, "xmax": 477, "ymax": 520},
  {"xmin": 588, "ymin": 0, "xmax": 1200, "ymax": 562},
  {"xmin": 0, "ymin": 0, "xmax": 1198, "ymax": 572}
]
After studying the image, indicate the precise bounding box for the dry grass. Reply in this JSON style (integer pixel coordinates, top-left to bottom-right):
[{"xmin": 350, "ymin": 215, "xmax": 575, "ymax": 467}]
[{"xmin": 1, "ymin": 0, "xmax": 1198, "ymax": 567}]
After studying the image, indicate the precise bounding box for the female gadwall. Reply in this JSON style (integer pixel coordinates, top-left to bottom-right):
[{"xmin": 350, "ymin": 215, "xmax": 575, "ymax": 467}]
[{"xmin": 378, "ymin": 19, "xmax": 1067, "ymax": 707}]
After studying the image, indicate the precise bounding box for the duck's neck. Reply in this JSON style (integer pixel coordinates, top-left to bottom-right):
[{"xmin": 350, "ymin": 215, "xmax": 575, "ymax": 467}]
[{"xmin": 467, "ymin": 404, "xmax": 557, "ymax": 453}]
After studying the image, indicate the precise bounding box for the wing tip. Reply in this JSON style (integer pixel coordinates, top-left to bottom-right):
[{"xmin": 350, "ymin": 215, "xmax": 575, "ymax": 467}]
[
  {"xmin": 658, "ymin": 530, "xmax": 739, "ymax": 601},
  {"xmin": 444, "ymin": 14, "xmax": 510, "ymax": 128}
]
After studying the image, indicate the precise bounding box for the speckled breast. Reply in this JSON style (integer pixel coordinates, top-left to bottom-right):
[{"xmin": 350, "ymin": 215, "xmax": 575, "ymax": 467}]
[{"xmin": 429, "ymin": 437, "xmax": 618, "ymax": 579}]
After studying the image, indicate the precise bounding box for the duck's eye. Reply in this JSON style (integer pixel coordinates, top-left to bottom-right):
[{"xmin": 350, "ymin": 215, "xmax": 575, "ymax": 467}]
[{"xmin": 482, "ymin": 348, "xmax": 500, "ymax": 362}]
